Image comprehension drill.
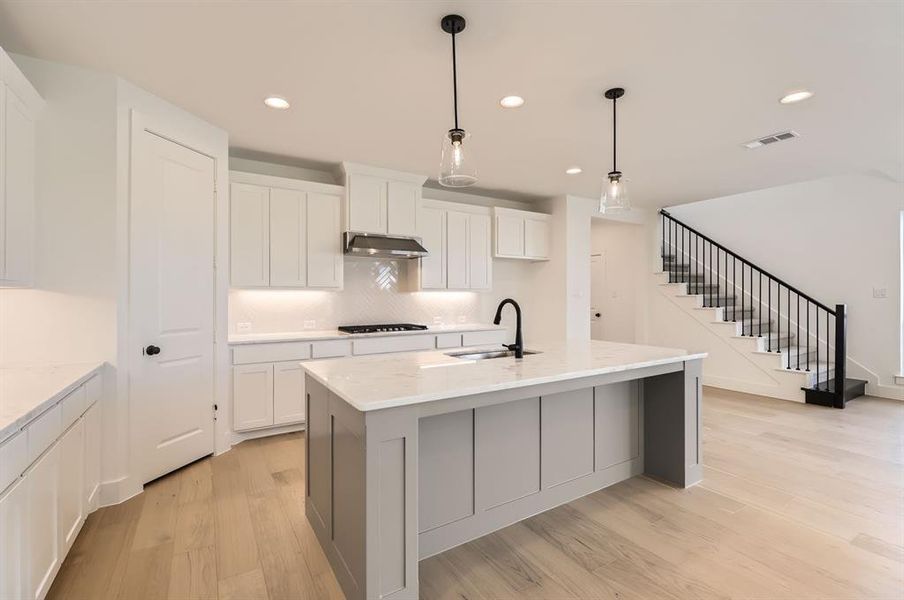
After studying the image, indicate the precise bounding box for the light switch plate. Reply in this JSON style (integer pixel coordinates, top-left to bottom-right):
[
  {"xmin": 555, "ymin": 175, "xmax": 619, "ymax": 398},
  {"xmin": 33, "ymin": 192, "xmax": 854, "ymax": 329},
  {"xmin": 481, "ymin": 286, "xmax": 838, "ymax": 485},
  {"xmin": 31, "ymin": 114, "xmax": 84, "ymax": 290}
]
[
  {"xmin": 873, "ymin": 287, "xmax": 887, "ymax": 298},
  {"xmin": 303, "ymin": 320, "xmax": 316, "ymax": 329},
  {"xmin": 236, "ymin": 322, "xmax": 252, "ymax": 333},
  {"xmin": 433, "ymin": 316, "xmax": 443, "ymax": 324}
]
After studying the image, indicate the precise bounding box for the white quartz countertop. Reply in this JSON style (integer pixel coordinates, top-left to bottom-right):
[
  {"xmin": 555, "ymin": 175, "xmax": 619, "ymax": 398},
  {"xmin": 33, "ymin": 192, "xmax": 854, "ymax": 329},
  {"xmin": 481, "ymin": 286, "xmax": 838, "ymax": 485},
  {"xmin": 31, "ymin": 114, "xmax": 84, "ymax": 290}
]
[
  {"xmin": 0, "ymin": 362, "xmax": 104, "ymax": 443},
  {"xmin": 302, "ymin": 340, "xmax": 707, "ymax": 412},
  {"xmin": 228, "ymin": 323, "xmax": 505, "ymax": 345}
]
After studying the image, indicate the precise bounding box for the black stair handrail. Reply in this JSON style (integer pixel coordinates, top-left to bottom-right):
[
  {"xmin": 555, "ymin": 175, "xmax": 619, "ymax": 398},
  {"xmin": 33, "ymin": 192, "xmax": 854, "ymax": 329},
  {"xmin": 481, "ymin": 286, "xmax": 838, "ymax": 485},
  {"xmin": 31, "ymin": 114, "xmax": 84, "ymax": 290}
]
[
  {"xmin": 659, "ymin": 209, "xmax": 847, "ymax": 408},
  {"xmin": 660, "ymin": 210, "xmax": 834, "ymax": 315}
]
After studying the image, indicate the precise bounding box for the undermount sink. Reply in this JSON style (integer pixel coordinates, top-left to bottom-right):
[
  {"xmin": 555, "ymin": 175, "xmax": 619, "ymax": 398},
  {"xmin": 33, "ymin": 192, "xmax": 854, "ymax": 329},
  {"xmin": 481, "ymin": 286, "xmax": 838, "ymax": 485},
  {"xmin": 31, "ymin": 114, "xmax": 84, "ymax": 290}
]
[{"xmin": 445, "ymin": 349, "xmax": 540, "ymax": 361}]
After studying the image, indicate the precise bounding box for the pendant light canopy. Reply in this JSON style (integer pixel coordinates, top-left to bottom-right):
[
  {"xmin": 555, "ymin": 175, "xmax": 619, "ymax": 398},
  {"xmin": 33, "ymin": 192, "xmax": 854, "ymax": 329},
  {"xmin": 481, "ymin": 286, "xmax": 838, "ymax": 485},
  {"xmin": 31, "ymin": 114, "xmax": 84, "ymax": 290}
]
[
  {"xmin": 438, "ymin": 14, "xmax": 478, "ymax": 188},
  {"xmin": 600, "ymin": 87, "xmax": 630, "ymax": 213}
]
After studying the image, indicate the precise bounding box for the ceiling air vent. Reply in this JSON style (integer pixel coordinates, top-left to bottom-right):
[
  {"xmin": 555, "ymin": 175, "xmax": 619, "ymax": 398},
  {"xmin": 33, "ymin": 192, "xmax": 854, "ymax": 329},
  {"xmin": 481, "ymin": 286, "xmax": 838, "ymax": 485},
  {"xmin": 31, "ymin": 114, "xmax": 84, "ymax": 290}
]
[{"xmin": 742, "ymin": 130, "xmax": 799, "ymax": 149}]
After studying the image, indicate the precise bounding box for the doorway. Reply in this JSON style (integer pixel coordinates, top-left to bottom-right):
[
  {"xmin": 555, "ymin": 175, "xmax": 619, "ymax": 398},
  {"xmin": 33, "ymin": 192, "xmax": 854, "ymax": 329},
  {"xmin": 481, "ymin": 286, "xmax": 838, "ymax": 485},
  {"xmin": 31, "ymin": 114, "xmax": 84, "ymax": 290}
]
[{"xmin": 590, "ymin": 218, "xmax": 644, "ymax": 343}]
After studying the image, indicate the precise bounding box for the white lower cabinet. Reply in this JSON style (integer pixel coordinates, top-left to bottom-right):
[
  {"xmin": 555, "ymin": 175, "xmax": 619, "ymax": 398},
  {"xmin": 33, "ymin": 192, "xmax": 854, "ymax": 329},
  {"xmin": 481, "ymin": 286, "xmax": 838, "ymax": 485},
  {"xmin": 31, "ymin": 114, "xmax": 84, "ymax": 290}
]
[
  {"xmin": 273, "ymin": 361, "xmax": 306, "ymax": 425},
  {"xmin": 58, "ymin": 419, "xmax": 85, "ymax": 553},
  {"xmin": 27, "ymin": 441, "xmax": 60, "ymax": 600},
  {"xmin": 0, "ymin": 477, "xmax": 28, "ymax": 600},
  {"xmin": 0, "ymin": 372, "xmax": 102, "ymax": 600},
  {"xmin": 84, "ymin": 403, "xmax": 101, "ymax": 512},
  {"xmin": 233, "ymin": 363, "xmax": 275, "ymax": 431}
]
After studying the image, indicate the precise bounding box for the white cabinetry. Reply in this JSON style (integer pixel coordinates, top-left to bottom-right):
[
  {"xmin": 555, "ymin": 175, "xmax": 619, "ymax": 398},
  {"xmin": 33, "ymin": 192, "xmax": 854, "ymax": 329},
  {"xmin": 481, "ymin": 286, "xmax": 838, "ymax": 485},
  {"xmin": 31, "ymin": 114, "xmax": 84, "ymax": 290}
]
[
  {"xmin": 0, "ymin": 477, "xmax": 27, "ymax": 600},
  {"xmin": 57, "ymin": 419, "xmax": 84, "ymax": 553},
  {"xmin": 27, "ymin": 441, "xmax": 59, "ymax": 600},
  {"xmin": 0, "ymin": 47, "xmax": 45, "ymax": 287},
  {"xmin": 494, "ymin": 207, "xmax": 551, "ymax": 261},
  {"xmin": 273, "ymin": 361, "xmax": 306, "ymax": 425},
  {"xmin": 417, "ymin": 199, "xmax": 491, "ymax": 290},
  {"xmin": 340, "ymin": 162, "xmax": 426, "ymax": 237},
  {"xmin": 230, "ymin": 172, "xmax": 343, "ymax": 289},
  {"xmin": 233, "ymin": 363, "xmax": 274, "ymax": 431},
  {"xmin": 0, "ymin": 370, "xmax": 102, "ymax": 600}
]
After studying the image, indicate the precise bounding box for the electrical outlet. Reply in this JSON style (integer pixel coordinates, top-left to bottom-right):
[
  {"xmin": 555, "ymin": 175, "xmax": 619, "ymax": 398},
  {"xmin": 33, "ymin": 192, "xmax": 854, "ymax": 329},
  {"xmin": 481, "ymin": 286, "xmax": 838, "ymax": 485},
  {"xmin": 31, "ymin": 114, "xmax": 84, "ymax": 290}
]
[
  {"xmin": 433, "ymin": 316, "xmax": 443, "ymax": 324},
  {"xmin": 303, "ymin": 320, "xmax": 316, "ymax": 329},
  {"xmin": 236, "ymin": 322, "xmax": 252, "ymax": 333},
  {"xmin": 457, "ymin": 315, "xmax": 467, "ymax": 323},
  {"xmin": 873, "ymin": 287, "xmax": 887, "ymax": 299}
]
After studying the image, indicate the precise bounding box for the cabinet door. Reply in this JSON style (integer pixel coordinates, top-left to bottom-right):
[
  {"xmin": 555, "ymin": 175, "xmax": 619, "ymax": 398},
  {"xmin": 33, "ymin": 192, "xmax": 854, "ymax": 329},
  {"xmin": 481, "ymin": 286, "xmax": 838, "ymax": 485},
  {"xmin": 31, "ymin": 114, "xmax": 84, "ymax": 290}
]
[
  {"xmin": 230, "ymin": 183, "xmax": 270, "ymax": 287},
  {"xmin": 468, "ymin": 214, "xmax": 492, "ymax": 290},
  {"xmin": 495, "ymin": 213, "xmax": 524, "ymax": 257},
  {"xmin": 0, "ymin": 477, "xmax": 27, "ymax": 600},
  {"xmin": 269, "ymin": 188, "xmax": 307, "ymax": 287},
  {"xmin": 446, "ymin": 211, "xmax": 469, "ymax": 289},
  {"xmin": 347, "ymin": 173, "xmax": 386, "ymax": 234},
  {"xmin": 386, "ymin": 180, "xmax": 418, "ymax": 237},
  {"xmin": 58, "ymin": 419, "xmax": 85, "ymax": 553},
  {"xmin": 27, "ymin": 441, "xmax": 59, "ymax": 600},
  {"xmin": 273, "ymin": 360, "xmax": 305, "ymax": 425},
  {"xmin": 1, "ymin": 86, "xmax": 36, "ymax": 285},
  {"xmin": 418, "ymin": 206, "xmax": 446, "ymax": 289},
  {"xmin": 306, "ymin": 192, "xmax": 343, "ymax": 288},
  {"xmin": 524, "ymin": 217, "xmax": 550, "ymax": 259},
  {"xmin": 233, "ymin": 364, "xmax": 274, "ymax": 431},
  {"xmin": 84, "ymin": 403, "xmax": 101, "ymax": 512}
]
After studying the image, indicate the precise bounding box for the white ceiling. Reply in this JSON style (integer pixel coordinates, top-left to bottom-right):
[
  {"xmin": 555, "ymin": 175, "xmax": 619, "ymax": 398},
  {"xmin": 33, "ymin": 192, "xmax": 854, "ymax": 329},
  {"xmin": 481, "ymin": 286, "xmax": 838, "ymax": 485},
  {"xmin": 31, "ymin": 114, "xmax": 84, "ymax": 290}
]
[{"xmin": 0, "ymin": 1, "xmax": 901, "ymax": 207}]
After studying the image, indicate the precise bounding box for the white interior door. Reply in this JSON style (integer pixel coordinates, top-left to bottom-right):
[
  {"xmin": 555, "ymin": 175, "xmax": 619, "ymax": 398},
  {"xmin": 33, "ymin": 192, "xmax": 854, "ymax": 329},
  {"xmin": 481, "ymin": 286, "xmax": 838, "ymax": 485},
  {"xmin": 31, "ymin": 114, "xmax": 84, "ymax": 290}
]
[
  {"xmin": 131, "ymin": 129, "xmax": 216, "ymax": 484},
  {"xmin": 590, "ymin": 253, "xmax": 605, "ymax": 340}
]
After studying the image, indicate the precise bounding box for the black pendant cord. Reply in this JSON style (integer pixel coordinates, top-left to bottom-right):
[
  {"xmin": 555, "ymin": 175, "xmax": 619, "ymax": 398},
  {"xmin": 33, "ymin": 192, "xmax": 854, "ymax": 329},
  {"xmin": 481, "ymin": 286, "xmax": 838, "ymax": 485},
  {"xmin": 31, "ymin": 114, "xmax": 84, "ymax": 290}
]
[
  {"xmin": 612, "ymin": 95, "xmax": 617, "ymax": 174},
  {"xmin": 451, "ymin": 31, "xmax": 459, "ymax": 130}
]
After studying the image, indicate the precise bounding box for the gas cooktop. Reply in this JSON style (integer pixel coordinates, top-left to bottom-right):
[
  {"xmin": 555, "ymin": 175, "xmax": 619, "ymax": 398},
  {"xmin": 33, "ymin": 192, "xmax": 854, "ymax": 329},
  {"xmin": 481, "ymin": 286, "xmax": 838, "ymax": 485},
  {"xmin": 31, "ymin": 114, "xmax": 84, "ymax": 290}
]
[{"xmin": 337, "ymin": 323, "xmax": 429, "ymax": 335}]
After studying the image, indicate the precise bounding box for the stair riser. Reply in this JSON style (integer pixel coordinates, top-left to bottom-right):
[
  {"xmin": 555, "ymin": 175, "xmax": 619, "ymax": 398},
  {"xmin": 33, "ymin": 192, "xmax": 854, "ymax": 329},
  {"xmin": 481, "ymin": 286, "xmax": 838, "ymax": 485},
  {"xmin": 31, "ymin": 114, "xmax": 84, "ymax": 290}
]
[{"xmin": 702, "ymin": 297, "xmax": 739, "ymax": 307}]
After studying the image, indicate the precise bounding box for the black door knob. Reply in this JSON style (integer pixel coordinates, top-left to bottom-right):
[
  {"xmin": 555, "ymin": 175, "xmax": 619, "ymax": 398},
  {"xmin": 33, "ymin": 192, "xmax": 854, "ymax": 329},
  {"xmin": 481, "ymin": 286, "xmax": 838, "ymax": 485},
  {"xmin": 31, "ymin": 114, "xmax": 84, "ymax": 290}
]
[
  {"xmin": 595, "ymin": 313, "xmax": 601, "ymax": 318},
  {"xmin": 145, "ymin": 345, "xmax": 161, "ymax": 356}
]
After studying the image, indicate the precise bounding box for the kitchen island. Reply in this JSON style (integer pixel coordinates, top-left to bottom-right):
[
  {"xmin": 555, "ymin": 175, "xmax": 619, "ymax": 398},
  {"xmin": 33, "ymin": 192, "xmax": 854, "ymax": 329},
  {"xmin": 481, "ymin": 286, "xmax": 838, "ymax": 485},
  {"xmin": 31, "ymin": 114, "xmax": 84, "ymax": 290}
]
[{"xmin": 302, "ymin": 340, "xmax": 706, "ymax": 600}]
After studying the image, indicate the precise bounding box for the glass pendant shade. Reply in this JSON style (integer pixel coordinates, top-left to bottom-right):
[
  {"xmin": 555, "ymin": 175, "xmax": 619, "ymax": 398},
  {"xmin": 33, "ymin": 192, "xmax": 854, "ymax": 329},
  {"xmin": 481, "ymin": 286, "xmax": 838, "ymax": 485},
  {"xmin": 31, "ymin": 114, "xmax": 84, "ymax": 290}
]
[
  {"xmin": 439, "ymin": 128, "xmax": 478, "ymax": 187},
  {"xmin": 600, "ymin": 171, "xmax": 630, "ymax": 213}
]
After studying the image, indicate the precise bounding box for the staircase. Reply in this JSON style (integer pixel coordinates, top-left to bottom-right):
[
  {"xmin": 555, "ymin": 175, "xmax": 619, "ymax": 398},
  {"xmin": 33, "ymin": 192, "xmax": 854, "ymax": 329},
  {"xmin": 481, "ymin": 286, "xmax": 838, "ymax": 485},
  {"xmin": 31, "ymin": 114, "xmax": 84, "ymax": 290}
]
[{"xmin": 658, "ymin": 210, "xmax": 866, "ymax": 408}]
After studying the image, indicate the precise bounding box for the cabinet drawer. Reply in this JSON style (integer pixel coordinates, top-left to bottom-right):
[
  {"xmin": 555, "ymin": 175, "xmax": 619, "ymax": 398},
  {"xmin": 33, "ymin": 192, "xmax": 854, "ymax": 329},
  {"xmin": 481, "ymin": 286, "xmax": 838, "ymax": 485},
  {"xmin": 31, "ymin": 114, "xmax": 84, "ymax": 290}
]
[
  {"xmin": 0, "ymin": 431, "xmax": 27, "ymax": 493},
  {"xmin": 311, "ymin": 339, "xmax": 351, "ymax": 359},
  {"xmin": 60, "ymin": 385, "xmax": 87, "ymax": 432},
  {"xmin": 85, "ymin": 373, "xmax": 102, "ymax": 408},
  {"xmin": 353, "ymin": 335, "xmax": 434, "ymax": 356},
  {"xmin": 233, "ymin": 341, "xmax": 312, "ymax": 365},
  {"xmin": 435, "ymin": 333, "xmax": 463, "ymax": 349},
  {"xmin": 462, "ymin": 329, "xmax": 508, "ymax": 347},
  {"xmin": 27, "ymin": 404, "xmax": 61, "ymax": 463}
]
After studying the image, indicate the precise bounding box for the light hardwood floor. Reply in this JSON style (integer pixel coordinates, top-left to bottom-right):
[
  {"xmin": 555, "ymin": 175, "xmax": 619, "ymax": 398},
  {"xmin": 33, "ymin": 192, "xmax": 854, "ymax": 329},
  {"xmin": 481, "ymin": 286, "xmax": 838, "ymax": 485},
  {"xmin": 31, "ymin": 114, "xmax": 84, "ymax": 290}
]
[{"xmin": 48, "ymin": 388, "xmax": 904, "ymax": 599}]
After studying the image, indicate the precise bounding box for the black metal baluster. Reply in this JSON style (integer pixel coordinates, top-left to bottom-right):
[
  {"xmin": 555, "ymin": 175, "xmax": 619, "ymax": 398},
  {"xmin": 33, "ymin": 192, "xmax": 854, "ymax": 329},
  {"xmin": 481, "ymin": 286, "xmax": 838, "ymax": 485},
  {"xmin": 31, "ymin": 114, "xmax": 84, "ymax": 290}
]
[
  {"xmin": 732, "ymin": 257, "xmax": 736, "ymax": 321},
  {"xmin": 776, "ymin": 284, "xmax": 780, "ymax": 355},
  {"xmin": 741, "ymin": 261, "xmax": 745, "ymax": 334},
  {"xmin": 768, "ymin": 278, "xmax": 772, "ymax": 351},
  {"xmin": 758, "ymin": 272, "xmax": 762, "ymax": 337},
  {"xmin": 661, "ymin": 213, "xmax": 665, "ymax": 266},
  {"xmin": 716, "ymin": 246, "xmax": 720, "ymax": 308},
  {"xmin": 816, "ymin": 306, "xmax": 819, "ymax": 381},
  {"xmin": 787, "ymin": 287, "xmax": 791, "ymax": 368},
  {"xmin": 796, "ymin": 293, "xmax": 801, "ymax": 370},
  {"xmin": 826, "ymin": 310, "xmax": 831, "ymax": 391},
  {"xmin": 806, "ymin": 301, "xmax": 810, "ymax": 371}
]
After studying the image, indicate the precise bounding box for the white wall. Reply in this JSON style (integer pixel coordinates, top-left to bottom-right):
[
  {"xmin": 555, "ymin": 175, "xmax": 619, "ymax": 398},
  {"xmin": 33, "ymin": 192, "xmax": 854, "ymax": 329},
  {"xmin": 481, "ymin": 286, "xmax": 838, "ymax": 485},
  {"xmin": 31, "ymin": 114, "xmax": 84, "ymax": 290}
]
[
  {"xmin": 666, "ymin": 172, "xmax": 903, "ymax": 396},
  {"xmin": 0, "ymin": 55, "xmax": 117, "ymax": 367}
]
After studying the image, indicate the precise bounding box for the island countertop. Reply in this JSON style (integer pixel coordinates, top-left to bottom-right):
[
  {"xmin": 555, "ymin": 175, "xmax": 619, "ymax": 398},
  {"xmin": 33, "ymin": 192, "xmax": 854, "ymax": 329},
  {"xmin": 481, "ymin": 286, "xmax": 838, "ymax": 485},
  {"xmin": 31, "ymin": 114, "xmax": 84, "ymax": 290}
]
[{"xmin": 302, "ymin": 339, "xmax": 706, "ymax": 412}]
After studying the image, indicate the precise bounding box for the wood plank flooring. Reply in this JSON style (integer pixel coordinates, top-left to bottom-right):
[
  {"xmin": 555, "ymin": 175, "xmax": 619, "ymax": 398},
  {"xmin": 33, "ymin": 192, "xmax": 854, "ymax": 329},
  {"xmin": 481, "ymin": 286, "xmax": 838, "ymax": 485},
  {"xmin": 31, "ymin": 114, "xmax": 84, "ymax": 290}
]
[{"xmin": 48, "ymin": 388, "xmax": 904, "ymax": 599}]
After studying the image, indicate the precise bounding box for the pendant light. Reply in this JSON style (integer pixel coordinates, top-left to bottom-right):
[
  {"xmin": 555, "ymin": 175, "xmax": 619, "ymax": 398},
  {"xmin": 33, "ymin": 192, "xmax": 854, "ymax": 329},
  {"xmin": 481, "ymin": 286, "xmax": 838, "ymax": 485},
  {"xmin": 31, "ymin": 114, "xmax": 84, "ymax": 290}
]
[
  {"xmin": 438, "ymin": 14, "xmax": 478, "ymax": 187},
  {"xmin": 600, "ymin": 87, "xmax": 630, "ymax": 213}
]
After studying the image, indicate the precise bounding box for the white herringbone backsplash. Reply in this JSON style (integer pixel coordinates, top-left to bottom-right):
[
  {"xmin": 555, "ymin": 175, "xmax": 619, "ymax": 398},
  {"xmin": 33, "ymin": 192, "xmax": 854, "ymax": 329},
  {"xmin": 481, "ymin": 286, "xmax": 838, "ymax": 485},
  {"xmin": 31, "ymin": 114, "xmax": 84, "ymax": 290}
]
[{"xmin": 229, "ymin": 258, "xmax": 533, "ymax": 334}]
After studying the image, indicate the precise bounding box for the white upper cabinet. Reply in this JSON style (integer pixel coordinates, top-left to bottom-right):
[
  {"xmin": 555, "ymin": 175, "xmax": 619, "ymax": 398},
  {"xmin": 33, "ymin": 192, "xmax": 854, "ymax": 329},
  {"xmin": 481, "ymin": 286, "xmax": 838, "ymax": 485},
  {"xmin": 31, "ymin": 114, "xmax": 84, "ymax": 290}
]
[
  {"xmin": 0, "ymin": 48, "xmax": 44, "ymax": 288},
  {"xmin": 418, "ymin": 206, "xmax": 446, "ymax": 290},
  {"xmin": 416, "ymin": 199, "xmax": 492, "ymax": 291},
  {"xmin": 340, "ymin": 163, "xmax": 426, "ymax": 236},
  {"xmin": 494, "ymin": 207, "xmax": 551, "ymax": 261},
  {"xmin": 229, "ymin": 172, "xmax": 343, "ymax": 289},
  {"xmin": 230, "ymin": 182, "xmax": 270, "ymax": 287}
]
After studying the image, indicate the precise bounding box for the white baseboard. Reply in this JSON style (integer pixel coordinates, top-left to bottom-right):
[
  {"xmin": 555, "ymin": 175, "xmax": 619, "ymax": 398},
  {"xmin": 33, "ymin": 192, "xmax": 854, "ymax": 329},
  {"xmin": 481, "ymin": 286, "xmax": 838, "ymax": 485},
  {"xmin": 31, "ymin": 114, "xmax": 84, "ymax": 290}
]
[
  {"xmin": 98, "ymin": 475, "xmax": 142, "ymax": 508},
  {"xmin": 228, "ymin": 422, "xmax": 306, "ymax": 450}
]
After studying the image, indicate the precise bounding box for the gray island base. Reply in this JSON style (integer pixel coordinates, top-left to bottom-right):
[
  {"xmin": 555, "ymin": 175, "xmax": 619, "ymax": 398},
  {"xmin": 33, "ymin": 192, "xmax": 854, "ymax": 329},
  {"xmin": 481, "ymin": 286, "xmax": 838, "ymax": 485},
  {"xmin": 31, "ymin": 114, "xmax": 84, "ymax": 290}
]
[{"xmin": 303, "ymin": 341, "xmax": 705, "ymax": 600}]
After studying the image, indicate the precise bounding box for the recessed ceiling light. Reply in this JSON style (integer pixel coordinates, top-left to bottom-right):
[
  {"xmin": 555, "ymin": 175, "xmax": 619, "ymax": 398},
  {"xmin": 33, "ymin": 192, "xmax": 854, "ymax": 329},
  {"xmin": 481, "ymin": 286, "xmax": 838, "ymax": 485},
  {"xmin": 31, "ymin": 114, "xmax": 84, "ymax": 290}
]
[
  {"xmin": 499, "ymin": 95, "xmax": 525, "ymax": 108},
  {"xmin": 779, "ymin": 90, "xmax": 813, "ymax": 104},
  {"xmin": 264, "ymin": 96, "xmax": 290, "ymax": 109},
  {"xmin": 565, "ymin": 166, "xmax": 583, "ymax": 175}
]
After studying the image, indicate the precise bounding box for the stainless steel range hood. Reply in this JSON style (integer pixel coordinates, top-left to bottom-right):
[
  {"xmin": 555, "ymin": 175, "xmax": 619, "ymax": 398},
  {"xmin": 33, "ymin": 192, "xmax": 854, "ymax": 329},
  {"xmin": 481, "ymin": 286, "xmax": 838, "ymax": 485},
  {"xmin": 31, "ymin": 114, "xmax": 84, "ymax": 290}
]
[{"xmin": 343, "ymin": 231, "xmax": 428, "ymax": 259}]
